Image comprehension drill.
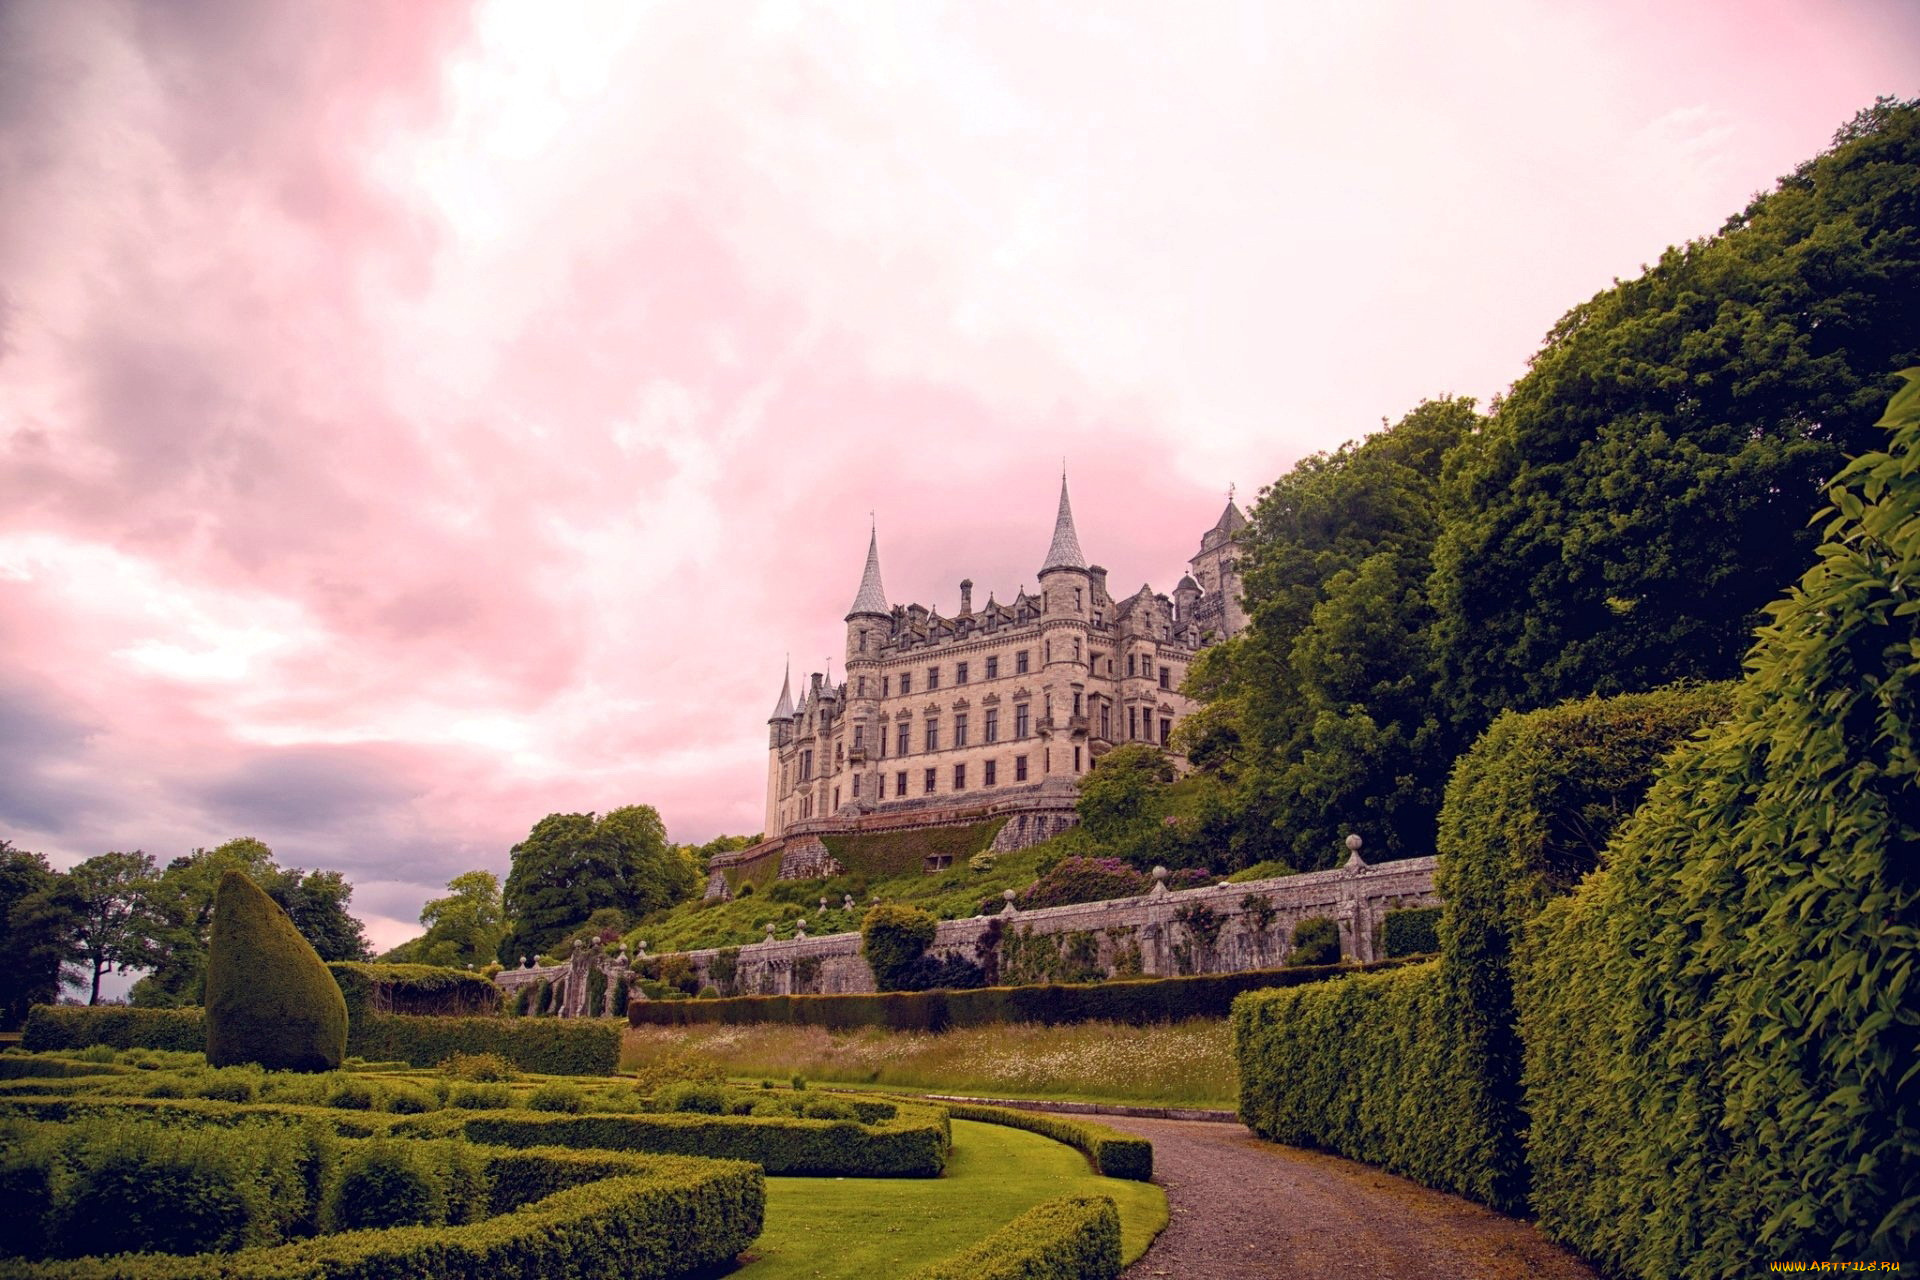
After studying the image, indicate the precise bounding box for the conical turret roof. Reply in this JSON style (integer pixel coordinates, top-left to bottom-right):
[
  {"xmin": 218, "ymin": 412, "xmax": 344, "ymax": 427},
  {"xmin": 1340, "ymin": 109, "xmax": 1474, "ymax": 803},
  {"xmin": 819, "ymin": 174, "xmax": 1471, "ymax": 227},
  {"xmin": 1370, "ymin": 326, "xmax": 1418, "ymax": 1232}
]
[
  {"xmin": 769, "ymin": 663, "xmax": 794, "ymax": 721},
  {"xmin": 1039, "ymin": 474, "xmax": 1088, "ymax": 573},
  {"xmin": 847, "ymin": 527, "xmax": 889, "ymax": 617}
]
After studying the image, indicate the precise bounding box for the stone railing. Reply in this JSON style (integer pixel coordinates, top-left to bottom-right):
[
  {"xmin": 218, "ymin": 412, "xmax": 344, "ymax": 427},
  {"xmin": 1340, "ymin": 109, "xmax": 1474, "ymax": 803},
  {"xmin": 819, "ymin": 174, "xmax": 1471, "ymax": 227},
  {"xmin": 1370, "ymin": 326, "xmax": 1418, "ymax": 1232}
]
[{"xmin": 656, "ymin": 846, "xmax": 1438, "ymax": 1000}]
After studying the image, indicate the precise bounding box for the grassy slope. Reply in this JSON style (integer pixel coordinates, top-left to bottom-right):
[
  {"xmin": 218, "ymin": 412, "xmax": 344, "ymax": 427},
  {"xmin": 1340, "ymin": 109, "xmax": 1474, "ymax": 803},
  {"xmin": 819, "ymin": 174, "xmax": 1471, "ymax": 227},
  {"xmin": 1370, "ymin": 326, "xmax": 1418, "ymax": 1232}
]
[
  {"xmin": 632, "ymin": 832, "xmax": 1082, "ymax": 954},
  {"xmin": 737, "ymin": 1118, "xmax": 1166, "ymax": 1278},
  {"xmin": 624, "ymin": 1018, "xmax": 1238, "ymax": 1109}
]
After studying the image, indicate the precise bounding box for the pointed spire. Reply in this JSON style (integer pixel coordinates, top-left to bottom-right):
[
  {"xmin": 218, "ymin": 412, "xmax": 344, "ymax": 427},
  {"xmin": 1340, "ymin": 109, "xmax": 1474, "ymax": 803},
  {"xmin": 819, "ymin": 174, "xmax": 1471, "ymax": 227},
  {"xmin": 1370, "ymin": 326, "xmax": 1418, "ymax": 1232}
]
[
  {"xmin": 1040, "ymin": 473, "xmax": 1088, "ymax": 573},
  {"xmin": 770, "ymin": 660, "xmax": 794, "ymax": 721},
  {"xmin": 847, "ymin": 525, "xmax": 889, "ymax": 617}
]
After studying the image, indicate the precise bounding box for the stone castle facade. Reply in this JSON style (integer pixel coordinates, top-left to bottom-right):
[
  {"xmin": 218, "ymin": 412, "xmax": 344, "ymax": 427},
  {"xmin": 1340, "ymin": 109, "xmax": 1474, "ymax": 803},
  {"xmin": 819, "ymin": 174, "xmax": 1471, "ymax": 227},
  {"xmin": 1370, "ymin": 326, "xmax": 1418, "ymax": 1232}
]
[{"xmin": 762, "ymin": 478, "xmax": 1249, "ymax": 839}]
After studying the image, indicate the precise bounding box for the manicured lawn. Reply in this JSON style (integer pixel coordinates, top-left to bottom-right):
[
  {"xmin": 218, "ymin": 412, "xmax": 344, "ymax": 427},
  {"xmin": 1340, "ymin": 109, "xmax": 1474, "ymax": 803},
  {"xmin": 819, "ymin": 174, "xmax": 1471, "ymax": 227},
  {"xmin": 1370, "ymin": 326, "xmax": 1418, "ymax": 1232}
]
[{"xmin": 733, "ymin": 1118, "xmax": 1167, "ymax": 1278}]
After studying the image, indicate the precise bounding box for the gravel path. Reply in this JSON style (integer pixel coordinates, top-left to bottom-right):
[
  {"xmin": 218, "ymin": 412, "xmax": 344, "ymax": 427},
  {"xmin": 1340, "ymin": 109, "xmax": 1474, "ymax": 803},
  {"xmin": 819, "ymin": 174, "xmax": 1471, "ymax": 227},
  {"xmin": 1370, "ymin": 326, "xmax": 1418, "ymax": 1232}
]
[{"xmin": 1097, "ymin": 1116, "xmax": 1599, "ymax": 1280}]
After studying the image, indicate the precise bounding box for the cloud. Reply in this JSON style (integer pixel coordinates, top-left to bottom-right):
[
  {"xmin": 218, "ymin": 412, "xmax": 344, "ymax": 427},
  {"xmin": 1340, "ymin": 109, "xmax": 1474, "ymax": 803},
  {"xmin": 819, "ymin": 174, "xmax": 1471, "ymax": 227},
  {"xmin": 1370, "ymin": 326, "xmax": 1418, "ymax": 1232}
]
[{"xmin": 0, "ymin": 0, "xmax": 1913, "ymax": 943}]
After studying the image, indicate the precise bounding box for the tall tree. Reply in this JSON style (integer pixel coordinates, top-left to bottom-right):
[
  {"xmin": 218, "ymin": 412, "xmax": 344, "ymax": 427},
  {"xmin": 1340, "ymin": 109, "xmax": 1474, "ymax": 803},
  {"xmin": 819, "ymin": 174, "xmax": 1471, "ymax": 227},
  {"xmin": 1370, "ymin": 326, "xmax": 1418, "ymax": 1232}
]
[
  {"xmin": 498, "ymin": 805, "xmax": 695, "ymax": 965},
  {"xmin": 385, "ymin": 870, "xmax": 507, "ymax": 968},
  {"xmin": 64, "ymin": 850, "xmax": 163, "ymax": 1004},
  {"xmin": 1430, "ymin": 97, "xmax": 1920, "ymax": 733},
  {"xmin": 0, "ymin": 843, "xmax": 74, "ymax": 1025}
]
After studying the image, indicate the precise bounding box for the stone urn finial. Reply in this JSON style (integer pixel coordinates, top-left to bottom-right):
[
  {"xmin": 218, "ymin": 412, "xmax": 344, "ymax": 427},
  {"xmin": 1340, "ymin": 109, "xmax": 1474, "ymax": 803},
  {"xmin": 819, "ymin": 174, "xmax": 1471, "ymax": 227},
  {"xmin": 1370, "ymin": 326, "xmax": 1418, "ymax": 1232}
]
[
  {"xmin": 820, "ymin": 895, "xmax": 829, "ymax": 914},
  {"xmin": 635, "ymin": 940, "xmax": 649, "ymax": 958},
  {"xmin": 795, "ymin": 917, "xmax": 808, "ymax": 939},
  {"xmin": 764, "ymin": 921, "xmax": 776, "ymax": 941},
  {"xmin": 843, "ymin": 893, "xmax": 855, "ymax": 911},
  {"xmin": 1345, "ymin": 833, "xmax": 1366, "ymax": 869},
  {"xmin": 1001, "ymin": 887, "xmax": 1018, "ymax": 916},
  {"xmin": 1150, "ymin": 866, "xmax": 1169, "ymax": 896}
]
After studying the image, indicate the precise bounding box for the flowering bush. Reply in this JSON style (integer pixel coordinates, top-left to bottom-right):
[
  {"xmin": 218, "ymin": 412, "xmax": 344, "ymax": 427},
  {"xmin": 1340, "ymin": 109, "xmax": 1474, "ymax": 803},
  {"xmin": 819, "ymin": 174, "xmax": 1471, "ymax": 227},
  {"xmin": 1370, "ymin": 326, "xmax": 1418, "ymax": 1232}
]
[{"xmin": 1014, "ymin": 858, "xmax": 1148, "ymax": 910}]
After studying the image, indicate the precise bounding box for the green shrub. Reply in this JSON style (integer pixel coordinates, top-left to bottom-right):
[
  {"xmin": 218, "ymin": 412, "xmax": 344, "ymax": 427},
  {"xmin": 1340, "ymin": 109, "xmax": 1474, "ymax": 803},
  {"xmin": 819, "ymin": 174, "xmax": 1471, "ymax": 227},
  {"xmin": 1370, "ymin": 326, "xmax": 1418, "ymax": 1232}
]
[
  {"xmin": 941, "ymin": 1103, "xmax": 1151, "ymax": 1181},
  {"xmin": 0, "ymin": 1055, "xmax": 137, "ymax": 1080},
  {"xmin": 461, "ymin": 1101, "xmax": 950, "ymax": 1177},
  {"xmin": 526, "ymin": 1082, "xmax": 584, "ymax": 1113},
  {"xmin": 448, "ymin": 1082, "xmax": 513, "ymax": 1110},
  {"xmin": 0, "ymin": 1121, "xmax": 63, "ymax": 1258},
  {"xmin": 1380, "ymin": 907, "xmax": 1441, "ymax": 957},
  {"xmin": 1515, "ymin": 372, "xmax": 1920, "ymax": 1276},
  {"xmin": 1286, "ymin": 916, "xmax": 1339, "ymax": 966},
  {"xmin": 610, "ymin": 975, "xmax": 630, "ymax": 1017},
  {"xmin": 654, "ymin": 1081, "xmax": 728, "ymax": 1114},
  {"xmin": 326, "ymin": 1077, "xmax": 377, "ymax": 1110},
  {"xmin": 911, "ymin": 1195, "xmax": 1120, "ymax": 1280},
  {"xmin": 1013, "ymin": 857, "xmax": 1147, "ymax": 910},
  {"xmin": 325, "ymin": 1140, "xmax": 446, "ymax": 1231},
  {"xmin": 21, "ymin": 1007, "xmax": 204, "ymax": 1054},
  {"xmin": 439, "ymin": 1051, "xmax": 517, "ymax": 1082},
  {"xmin": 347, "ymin": 1013, "xmax": 620, "ymax": 1076},
  {"xmin": 629, "ymin": 961, "xmax": 1397, "ymax": 1031},
  {"xmin": 586, "ymin": 967, "xmax": 608, "ymax": 1017},
  {"xmin": 204, "ymin": 871, "xmax": 349, "ymax": 1073},
  {"xmin": 4, "ymin": 1154, "xmax": 763, "ymax": 1280},
  {"xmin": 861, "ymin": 903, "xmax": 939, "ymax": 991}
]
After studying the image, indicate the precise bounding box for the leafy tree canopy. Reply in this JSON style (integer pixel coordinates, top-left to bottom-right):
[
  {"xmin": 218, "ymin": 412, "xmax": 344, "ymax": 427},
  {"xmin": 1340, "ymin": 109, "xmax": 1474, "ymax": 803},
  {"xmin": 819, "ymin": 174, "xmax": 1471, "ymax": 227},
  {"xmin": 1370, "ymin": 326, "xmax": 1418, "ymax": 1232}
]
[
  {"xmin": 497, "ymin": 805, "xmax": 696, "ymax": 965},
  {"xmin": 383, "ymin": 869, "xmax": 508, "ymax": 968}
]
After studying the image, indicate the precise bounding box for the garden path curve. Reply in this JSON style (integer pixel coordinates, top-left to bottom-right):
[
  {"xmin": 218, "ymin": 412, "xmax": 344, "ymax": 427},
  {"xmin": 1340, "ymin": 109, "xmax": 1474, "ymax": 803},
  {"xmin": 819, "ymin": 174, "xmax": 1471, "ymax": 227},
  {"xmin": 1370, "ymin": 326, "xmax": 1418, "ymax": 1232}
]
[{"xmin": 1089, "ymin": 1115, "xmax": 1599, "ymax": 1280}]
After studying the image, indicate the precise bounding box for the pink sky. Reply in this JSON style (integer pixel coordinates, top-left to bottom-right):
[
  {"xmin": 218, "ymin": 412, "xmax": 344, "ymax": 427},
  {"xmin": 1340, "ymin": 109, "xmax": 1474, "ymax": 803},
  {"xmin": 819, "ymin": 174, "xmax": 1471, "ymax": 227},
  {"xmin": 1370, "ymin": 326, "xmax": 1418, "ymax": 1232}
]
[{"xmin": 2, "ymin": 0, "xmax": 1916, "ymax": 955}]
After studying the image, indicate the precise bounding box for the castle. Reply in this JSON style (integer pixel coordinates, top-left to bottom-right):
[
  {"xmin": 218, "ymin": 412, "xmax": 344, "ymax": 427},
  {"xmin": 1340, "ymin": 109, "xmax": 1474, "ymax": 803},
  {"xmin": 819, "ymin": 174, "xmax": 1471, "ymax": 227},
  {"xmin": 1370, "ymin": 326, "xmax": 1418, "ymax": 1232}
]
[{"xmin": 762, "ymin": 478, "xmax": 1249, "ymax": 841}]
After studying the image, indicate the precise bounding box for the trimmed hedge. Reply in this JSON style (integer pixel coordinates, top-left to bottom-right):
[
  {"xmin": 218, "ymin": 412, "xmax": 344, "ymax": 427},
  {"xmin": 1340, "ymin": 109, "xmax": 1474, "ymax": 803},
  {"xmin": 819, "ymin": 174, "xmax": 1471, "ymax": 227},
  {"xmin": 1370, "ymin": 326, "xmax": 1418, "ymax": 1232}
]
[
  {"xmin": 940, "ymin": 1102, "xmax": 1151, "ymax": 1181},
  {"xmin": 21, "ymin": 1008, "xmax": 620, "ymax": 1077},
  {"xmin": 818, "ymin": 817, "xmax": 1009, "ymax": 881},
  {"xmin": 1234, "ymin": 961, "xmax": 1455, "ymax": 1188},
  {"xmin": 0, "ymin": 1055, "xmax": 136, "ymax": 1079},
  {"xmin": 461, "ymin": 1101, "xmax": 950, "ymax": 1177},
  {"xmin": 1235, "ymin": 683, "xmax": 1735, "ymax": 1212},
  {"xmin": 1380, "ymin": 907, "xmax": 1439, "ymax": 958},
  {"xmin": 6, "ymin": 1155, "xmax": 763, "ymax": 1280},
  {"xmin": 22, "ymin": 1008, "xmax": 205, "ymax": 1054},
  {"xmin": 631, "ymin": 961, "xmax": 1405, "ymax": 1031},
  {"xmin": 1514, "ymin": 372, "xmax": 1920, "ymax": 1276},
  {"xmin": 910, "ymin": 1195, "xmax": 1120, "ymax": 1280},
  {"xmin": 205, "ymin": 870, "xmax": 348, "ymax": 1072},
  {"xmin": 346, "ymin": 1014, "xmax": 619, "ymax": 1077},
  {"xmin": 328, "ymin": 964, "xmax": 502, "ymax": 1020}
]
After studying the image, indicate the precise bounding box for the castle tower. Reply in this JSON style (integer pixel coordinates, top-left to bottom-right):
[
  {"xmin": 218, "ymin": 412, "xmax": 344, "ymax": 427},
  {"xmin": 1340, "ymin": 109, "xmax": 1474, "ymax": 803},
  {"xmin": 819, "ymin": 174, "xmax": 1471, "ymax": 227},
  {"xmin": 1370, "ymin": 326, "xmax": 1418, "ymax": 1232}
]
[
  {"xmin": 764, "ymin": 663, "xmax": 795, "ymax": 837},
  {"xmin": 1036, "ymin": 474, "xmax": 1092, "ymax": 785},
  {"xmin": 843, "ymin": 527, "xmax": 890, "ymax": 812},
  {"xmin": 1189, "ymin": 497, "xmax": 1249, "ymax": 640}
]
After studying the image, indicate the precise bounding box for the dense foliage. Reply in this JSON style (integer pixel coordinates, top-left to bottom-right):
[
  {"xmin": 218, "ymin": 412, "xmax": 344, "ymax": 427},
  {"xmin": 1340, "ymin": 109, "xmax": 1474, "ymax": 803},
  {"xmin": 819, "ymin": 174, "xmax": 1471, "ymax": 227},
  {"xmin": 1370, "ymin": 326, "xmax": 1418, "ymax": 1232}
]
[
  {"xmin": 204, "ymin": 871, "xmax": 349, "ymax": 1073},
  {"xmin": 860, "ymin": 903, "xmax": 940, "ymax": 991},
  {"xmin": 1379, "ymin": 907, "xmax": 1440, "ymax": 958},
  {"xmin": 327, "ymin": 963, "xmax": 502, "ymax": 1020},
  {"xmin": 380, "ymin": 872, "xmax": 508, "ymax": 970},
  {"xmin": 1517, "ymin": 369, "xmax": 1920, "ymax": 1274},
  {"xmin": 499, "ymin": 807, "xmax": 697, "ymax": 965}
]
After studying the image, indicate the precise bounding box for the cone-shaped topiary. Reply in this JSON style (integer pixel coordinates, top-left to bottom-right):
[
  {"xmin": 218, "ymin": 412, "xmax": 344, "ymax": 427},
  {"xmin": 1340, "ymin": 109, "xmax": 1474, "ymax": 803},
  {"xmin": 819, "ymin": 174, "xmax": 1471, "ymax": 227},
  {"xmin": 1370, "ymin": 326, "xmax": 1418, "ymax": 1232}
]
[{"xmin": 205, "ymin": 869, "xmax": 348, "ymax": 1071}]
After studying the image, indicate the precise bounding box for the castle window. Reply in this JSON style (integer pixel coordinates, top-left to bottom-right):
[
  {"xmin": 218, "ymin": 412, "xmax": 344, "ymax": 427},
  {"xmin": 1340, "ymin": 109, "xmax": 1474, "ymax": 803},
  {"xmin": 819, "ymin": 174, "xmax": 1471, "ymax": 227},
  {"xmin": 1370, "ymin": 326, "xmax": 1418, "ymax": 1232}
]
[
  {"xmin": 1101, "ymin": 705, "xmax": 1111, "ymax": 740},
  {"xmin": 924, "ymin": 767, "xmax": 936, "ymax": 795},
  {"xmin": 800, "ymin": 750, "xmax": 813, "ymax": 781},
  {"xmin": 926, "ymin": 720, "xmax": 940, "ymax": 752},
  {"xmin": 878, "ymin": 773, "xmax": 886, "ymax": 799},
  {"xmin": 1015, "ymin": 755, "xmax": 1028, "ymax": 782},
  {"xmin": 853, "ymin": 725, "xmax": 864, "ymax": 749},
  {"xmin": 985, "ymin": 709, "xmax": 999, "ymax": 742},
  {"xmin": 1016, "ymin": 650, "xmax": 1029, "ymax": 675},
  {"xmin": 1160, "ymin": 717, "xmax": 1172, "ymax": 744},
  {"xmin": 883, "ymin": 676, "xmax": 890, "ymax": 697},
  {"xmin": 1073, "ymin": 640, "xmax": 1080, "ymax": 661},
  {"xmin": 1159, "ymin": 666, "xmax": 1171, "ymax": 689},
  {"xmin": 1014, "ymin": 705, "xmax": 1030, "ymax": 738},
  {"xmin": 956, "ymin": 661, "xmax": 969, "ymax": 684},
  {"xmin": 1128, "ymin": 654, "xmax": 1136, "ymax": 677},
  {"xmin": 954, "ymin": 714, "xmax": 969, "ymax": 747},
  {"xmin": 833, "ymin": 787, "xmax": 840, "ymax": 809},
  {"xmin": 1072, "ymin": 692, "xmax": 1083, "ymax": 717},
  {"xmin": 1074, "ymin": 747, "xmax": 1082, "ymax": 772},
  {"xmin": 986, "ymin": 656, "xmax": 999, "ymax": 679},
  {"xmin": 858, "ymin": 676, "xmax": 867, "ymax": 697},
  {"xmin": 896, "ymin": 722, "xmax": 910, "ymax": 756},
  {"xmin": 900, "ymin": 673, "xmax": 911, "ymax": 695},
  {"xmin": 927, "ymin": 666, "xmax": 940, "ymax": 690},
  {"xmin": 985, "ymin": 760, "xmax": 997, "ymax": 786},
  {"xmin": 1129, "ymin": 707, "xmax": 1139, "ymax": 739},
  {"xmin": 852, "ymin": 775, "xmax": 861, "ymax": 797},
  {"xmin": 781, "ymin": 765, "xmax": 788, "ymax": 790},
  {"xmin": 896, "ymin": 770, "xmax": 907, "ymax": 795},
  {"xmin": 1075, "ymin": 588, "xmax": 1082, "ymax": 610},
  {"xmin": 954, "ymin": 763, "xmax": 966, "ymax": 790}
]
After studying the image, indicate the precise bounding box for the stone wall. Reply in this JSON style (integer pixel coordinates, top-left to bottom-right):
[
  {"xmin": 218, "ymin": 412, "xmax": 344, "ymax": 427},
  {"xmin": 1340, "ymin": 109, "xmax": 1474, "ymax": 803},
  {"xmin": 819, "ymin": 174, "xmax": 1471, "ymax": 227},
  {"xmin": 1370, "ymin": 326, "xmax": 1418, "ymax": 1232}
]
[
  {"xmin": 660, "ymin": 848, "xmax": 1438, "ymax": 1001},
  {"xmin": 494, "ymin": 943, "xmax": 631, "ymax": 1017}
]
